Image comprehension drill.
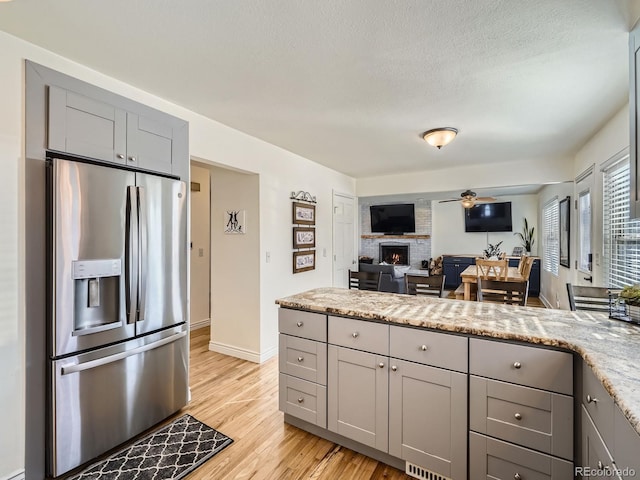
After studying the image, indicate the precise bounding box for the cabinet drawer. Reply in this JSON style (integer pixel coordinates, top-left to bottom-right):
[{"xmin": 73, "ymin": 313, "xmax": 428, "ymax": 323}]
[
  {"xmin": 390, "ymin": 325, "xmax": 467, "ymax": 372},
  {"xmin": 279, "ymin": 334, "xmax": 327, "ymax": 385},
  {"xmin": 279, "ymin": 373, "xmax": 326, "ymax": 428},
  {"xmin": 469, "ymin": 432, "xmax": 573, "ymax": 480},
  {"xmin": 328, "ymin": 316, "xmax": 389, "ymax": 355},
  {"xmin": 582, "ymin": 363, "xmax": 614, "ymax": 449},
  {"xmin": 470, "ymin": 338, "xmax": 573, "ymax": 395},
  {"xmin": 279, "ymin": 309, "xmax": 327, "ymax": 342},
  {"xmin": 469, "ymin": 376, "xmax": 573, "ymax": 460}
]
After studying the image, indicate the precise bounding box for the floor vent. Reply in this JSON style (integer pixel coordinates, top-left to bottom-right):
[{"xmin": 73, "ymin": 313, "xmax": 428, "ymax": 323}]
[{"xmin": 405, "ymin": 462, "xmax": 451, "ymax": 480}]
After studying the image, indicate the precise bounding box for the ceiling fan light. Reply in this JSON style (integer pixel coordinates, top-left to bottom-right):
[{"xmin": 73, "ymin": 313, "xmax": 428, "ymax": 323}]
[
  {"xmin": 422, "ymin": 128, "xmax": 458, "ymax": 149},
  {"xmin": 461, "ymin": 197, "xmax": 475, "ymax": 209}
]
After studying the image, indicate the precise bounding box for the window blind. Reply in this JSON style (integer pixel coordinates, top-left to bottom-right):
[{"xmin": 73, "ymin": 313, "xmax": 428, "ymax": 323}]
[
  {"xmin": 542, "ymin": 199, "xmax": 559, "ymax": 275},
  {"xmin": 603, "ymin": 156, "xmax": 640, "ymax": 287}
]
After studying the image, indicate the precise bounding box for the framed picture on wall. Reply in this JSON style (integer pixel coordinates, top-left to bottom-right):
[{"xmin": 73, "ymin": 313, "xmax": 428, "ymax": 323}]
[
  {"xmin": 293, "ymin": 227, "xmax": 316, "ymax": 249},
  {"xmin": 292, "ymin": 202, "xmax": 315, "ymax": 225},
  {"xmin": 293, "ymin": 250, "xmax": 316, "ymax": 273},
  {"xmin": 559, "ymin": 196, "xmax": 570, "ymax": 268}
]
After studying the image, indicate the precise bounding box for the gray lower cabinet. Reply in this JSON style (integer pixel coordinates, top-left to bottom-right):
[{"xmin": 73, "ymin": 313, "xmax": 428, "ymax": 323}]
[
  {"xmin": 48, "ymin": 85, "xmax": 179, "ymax": 175},
  {"xmin": 580, "ymin": 406, "xmax": 616, "ymax": 479},
  {"xmin": 470, "ymin": 432, "xmax": 574, "ymax": 479},
  {"xmin": 327, "ymin": 344, "xmax": 389, "ymax": 452},
  {"xmin": 389, "ymin": 358, "xmax": 467, "ymax": 479}
]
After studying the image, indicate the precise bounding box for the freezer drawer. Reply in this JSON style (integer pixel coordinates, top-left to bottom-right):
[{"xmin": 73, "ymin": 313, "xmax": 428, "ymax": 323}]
[{"xmin": 49, "ymin": 328, "xmax": 188, "ymax": 477}]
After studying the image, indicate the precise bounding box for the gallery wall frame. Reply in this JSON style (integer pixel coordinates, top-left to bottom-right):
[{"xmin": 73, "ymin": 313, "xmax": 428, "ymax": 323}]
[
  {"xmin": 292, "ymin": 202, "xmax": 315, "ymax": 225},
  {"xmin": 559, "ymin": 196, "xmax": 570, "ymax": 268},
  {"xmin": 293, "ymin": 250, "xmax": 316, "ymax": 273},
  {"xmin": 293, "ymin": 227, "xmax": 316, "ymax": 249}
]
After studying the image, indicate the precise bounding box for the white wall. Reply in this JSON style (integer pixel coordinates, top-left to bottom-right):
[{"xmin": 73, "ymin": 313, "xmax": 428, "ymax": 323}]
[
  {"xmin": 0, "ymin": 30, "xmax": 355, "ymax": 479},
  {"xmin": 190, "ymin": 163, "xmax": 211, "ymax": 328},
  {"xmin": 431, "ymin": 194, "xmax": 539, "ymax": 258}
]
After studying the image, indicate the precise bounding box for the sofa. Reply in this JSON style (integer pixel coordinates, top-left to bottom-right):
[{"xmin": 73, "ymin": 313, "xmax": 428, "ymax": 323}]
[{"xmin": 358, "ymin": 263, "xmax": 412, "ymax": 293}]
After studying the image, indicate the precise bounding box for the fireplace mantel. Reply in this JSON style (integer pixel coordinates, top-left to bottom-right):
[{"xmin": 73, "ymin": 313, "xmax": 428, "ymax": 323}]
[{"xmin": 361, "ymin": 234, "xmax": 430, "ymax": 239}]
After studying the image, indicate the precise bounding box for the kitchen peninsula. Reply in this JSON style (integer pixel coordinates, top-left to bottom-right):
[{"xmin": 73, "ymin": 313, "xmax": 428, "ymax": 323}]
[{"xmin": 276, "ymin": 288, "xmax": 640, "ymax": 479}]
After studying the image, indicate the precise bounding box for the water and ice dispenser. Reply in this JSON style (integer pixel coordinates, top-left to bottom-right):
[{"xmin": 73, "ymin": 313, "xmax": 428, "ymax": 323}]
[{"xmin": 72, "ymin": 259, "xmax": 122, "ymax": 333}]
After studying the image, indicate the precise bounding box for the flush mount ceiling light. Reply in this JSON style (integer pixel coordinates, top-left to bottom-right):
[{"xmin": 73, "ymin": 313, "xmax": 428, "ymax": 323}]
[{"xmin": 422, "ymin": 127, "xmax": 458, "ymax": 149}]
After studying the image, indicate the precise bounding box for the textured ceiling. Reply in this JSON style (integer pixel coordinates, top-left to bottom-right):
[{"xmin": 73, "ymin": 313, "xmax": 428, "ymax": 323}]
[{"xmin": 0, "ymin": 0, "xmax": 638, "ymax": 178}]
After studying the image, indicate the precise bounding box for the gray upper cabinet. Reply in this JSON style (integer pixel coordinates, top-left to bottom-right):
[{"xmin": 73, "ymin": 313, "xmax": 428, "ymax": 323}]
[
  {"xmin": 630, "ymin": 21, "xmax": 640, "ymax": 219},
  {"xmin": 48, "ymin": 86, "xmax": 127, "ymax": 164},
  {"xmin": 48, "ymin": 86, "xmax": 175, "ymax": 175}
]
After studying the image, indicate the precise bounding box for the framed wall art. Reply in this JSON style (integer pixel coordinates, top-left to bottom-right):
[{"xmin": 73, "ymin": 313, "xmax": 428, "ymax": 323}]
[
  {"xmin": 559, "ymin": 196, "xmax": 570, "ymax": 268},
  {"xmin": 224, "ymin": 209, "xmax": 246, "ymax": 234},
  {"xmin": 292, "ymin": 202, "xmax": 315, "ymax": 225},
  {"xmin": 293, "ymin": 250, "xmax": 316, "ymax": 273},
  {"xmin": 293, "ymin": 227, "xmax": 316, "ymax": 249}
]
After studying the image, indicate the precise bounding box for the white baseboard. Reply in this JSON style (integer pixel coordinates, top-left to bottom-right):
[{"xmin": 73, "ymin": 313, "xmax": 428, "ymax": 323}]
[
  {"xmin": 4, "ymin": 470, "xmax": 25, "ymax": 480},
  {"xmin": 209, "ymin": 341, "xmax": 277, "ymax": 364},
  {"xmin": 539, "ymin": 294, "xmax": 554, "ymax": 309},
  {"xmin": 190, "ymin": 318, "xmax": 210, "ymax": 330}
]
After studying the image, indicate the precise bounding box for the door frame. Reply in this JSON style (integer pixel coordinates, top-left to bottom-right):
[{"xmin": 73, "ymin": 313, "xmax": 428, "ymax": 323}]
[{"xmin": 332, "ymin": 191, "xmax": 357, "ymax": 287}]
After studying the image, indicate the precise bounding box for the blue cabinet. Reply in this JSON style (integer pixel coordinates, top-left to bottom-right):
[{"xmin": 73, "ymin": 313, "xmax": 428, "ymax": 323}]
[
  {"xmin": 507, "ymin": 258, "xmax": 540, "ymax": 297},
  {"xmin": 442, "ymin": 256, "xmax": 475, "ymax": 289}
]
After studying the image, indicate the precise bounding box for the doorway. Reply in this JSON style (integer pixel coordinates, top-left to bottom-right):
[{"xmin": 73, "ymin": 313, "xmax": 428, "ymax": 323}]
[
  {"xmin": 190, "ymin": 162, "xmax": 211, "ymax": 329},
  {"xmin": 333, "ymin": 192, "xmax": 356, "ymax": 287}
]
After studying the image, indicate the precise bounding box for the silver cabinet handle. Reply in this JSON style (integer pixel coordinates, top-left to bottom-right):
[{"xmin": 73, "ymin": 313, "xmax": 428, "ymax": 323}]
[
  {"xmin": 116, "ymin": 153, "xmax": 125, "ymax": 159},
  {"xmin": 296, "ymin": 321, "xmax": 303, "ymax": 327},
  {"xmin": 420, "ymin": 345, "xmax": 428, "ymax": 351},
  {"xmin": 297, "ymin": 356, "xmax": 304, "ymax": 363},
  {"xmin": 352, "ymin": 332, "xmax": 359, "ymax": 338},
  {"xmin": 378, "ymin": 362, "xmax": 385, "ymax": 368},
  {"xmin": 513, "ymin": 361, "xmax": 522, "ymax": 369},
  {"xmin": 586, "ymin": 394, "xmax": 599, "ymax": 404},
  {"xmin": 597, "ymin": 460, "xmax": 604, "ymax": 469},
  {"xmin": 514, "ymin": 413, "xmax": 522, "ymax": 420},
  {"xmin": 391, "ymin": 365, "xmax": 397, "ymax": 372},
  {"xmin": 297, "ymin": 397, "xmax": 304, "ymax": 404},
  {"xmin": 514, "ymin": 474, "xmax": 522, "ymax": 480},
  {"xmin": 128, "ymin": 156, "xmax": 136, "ymax": 162}
]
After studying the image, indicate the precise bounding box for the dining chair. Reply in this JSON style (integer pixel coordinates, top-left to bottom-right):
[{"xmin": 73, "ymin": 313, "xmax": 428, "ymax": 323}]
[
  {"xmin": 478, "ymin": 278, "xmax": 529, "ymax": 306},
  {"xmin": 475, "ymin": 258, "xmax": 509, "ymax": 280},
  {"xmin": 517, "ymin": 255, "xmax": 529, "ymax": 274},
  {"xmin": 519, "ymin": 256, "xmax": 535, "ymax": 281},
  {"xmin": 348, "ymin": 270, "xmax": 382, "ymax": 291},
  {"xmin": 405, "ymin": 274, "xmax": 445, "ymax": 297},
  {"xmin": 566, "ymin": 283, "xmax": 617, "ymax": 312}
]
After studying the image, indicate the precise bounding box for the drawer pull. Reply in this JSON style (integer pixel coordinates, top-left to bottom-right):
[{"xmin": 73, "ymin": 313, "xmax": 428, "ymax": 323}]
[
  {"xmin": 391, "ymin": 365, "xmax": 397, "ymax": 372},
  {"xmin": 420, "ymin": 344, "xmax": 428, "ymax": 351},
  {"xmin": 297, "ymin": 397, "xmax": 304, "ymax": 403},
  {"xmin": 297, "ymin": 356, "xmax": 304, "ymax": 363},
  {"xmin": 379, "ymin": 362, "xmax": 385, "ymax": 368},
  {"xmin": 352, "ymin": 332, "xmax": 359, "ymax": 338},
  {"xmin": 296, "ymin": 321, "xmax": 303, "ymax": 327},
  {"xmin": 597, "ymin": 460, "xmax": 604, "ymax": 469},
  {"xmin": 513, "ymin": 361, "xmax": 522, "ymax": 369},
  {"xmin": 116, "ymin": 153, "xmax": 125, "ymax": 159},
  {"xmin": 514, "ymin": 413, "xmax": 522, "ymax": 421},
  {"xmin": 586, "ymin": 394, "xmax": 599, "ymax": 404},
  {"xmin": 514, "ymin": 474, "xmax": 522, "ymax": 480}
]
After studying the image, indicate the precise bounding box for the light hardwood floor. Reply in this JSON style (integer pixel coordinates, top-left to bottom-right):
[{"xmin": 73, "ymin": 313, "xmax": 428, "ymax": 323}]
[{"xmin": 181, "ymin": 327, "xmax": 412, "ymax": 480}]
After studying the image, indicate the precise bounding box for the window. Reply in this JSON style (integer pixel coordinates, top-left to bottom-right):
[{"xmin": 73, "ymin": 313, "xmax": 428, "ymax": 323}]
[
  {"xmin": 542, "ymin": 199, "xmax": 559, "ymax": 275},
  {"xmin": 578, "ymin": 190, "xmax": 592, "ymax": 272},
  {"xmin": 603, "ymin": 155, "xmax": 640, "ymax": 287}
]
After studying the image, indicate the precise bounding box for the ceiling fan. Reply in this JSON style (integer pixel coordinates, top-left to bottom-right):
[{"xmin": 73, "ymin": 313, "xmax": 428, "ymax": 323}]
[{"xmin": 438, "ymin": 189, "xmax": 497, "ymax": 208}]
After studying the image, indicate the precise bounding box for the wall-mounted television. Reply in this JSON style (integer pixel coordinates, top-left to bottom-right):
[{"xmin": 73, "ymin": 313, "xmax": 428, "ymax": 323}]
[
  {"xmin": 464, "ymin": 202, "xmax": 513, "ymax": 232},
  {"xmin": 370, "ymin": 203, "xmax": 415, "ymax": 234}
]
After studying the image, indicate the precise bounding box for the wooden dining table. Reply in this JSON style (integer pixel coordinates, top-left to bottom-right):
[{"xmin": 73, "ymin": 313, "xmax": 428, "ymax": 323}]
[{"xmin": 458, "ymin": 265, "xmax": 525, "ymax": 301}]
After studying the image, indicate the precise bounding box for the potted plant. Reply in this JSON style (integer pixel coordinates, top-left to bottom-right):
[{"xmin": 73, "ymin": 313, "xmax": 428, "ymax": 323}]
[
  {"xmin": 483, "ymin": 241, "xmax": 503, "ymax": 259},
  {"xmin": 619, "ymin": 284, "xmax": 640, "ymax": 322},
  {"xmin": 514, "ymin": 218, "xmax": 535, "ymax": 254}
]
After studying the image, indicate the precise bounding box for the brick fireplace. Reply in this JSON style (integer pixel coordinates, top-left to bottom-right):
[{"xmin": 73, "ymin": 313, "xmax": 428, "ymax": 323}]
[{"xmin": 379, "ymin": 243, "xmax": 410, "ymax": 265}]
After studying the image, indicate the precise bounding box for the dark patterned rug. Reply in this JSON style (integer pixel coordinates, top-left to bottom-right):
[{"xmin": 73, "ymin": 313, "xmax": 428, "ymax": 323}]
[{"xmin": 69, "ymin": 414, "xmax": 233, "ymax": 480}]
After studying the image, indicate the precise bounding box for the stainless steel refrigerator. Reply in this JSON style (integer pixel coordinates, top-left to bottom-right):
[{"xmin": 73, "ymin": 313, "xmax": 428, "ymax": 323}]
[{"xmin": 48, "ymin": 157, "xmax": 188, "ymax": 477}]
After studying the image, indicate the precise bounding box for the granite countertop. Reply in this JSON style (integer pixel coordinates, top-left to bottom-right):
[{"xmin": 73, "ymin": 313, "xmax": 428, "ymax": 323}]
[{"xmin": 276, "ymin": 287, "xmax": 640, "ymax": 435}]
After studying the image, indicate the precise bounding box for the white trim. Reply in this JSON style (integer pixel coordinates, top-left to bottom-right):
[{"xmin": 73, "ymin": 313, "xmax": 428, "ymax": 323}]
[
  {"xmin": 600, "ymin": 147, "xmax": 630, "ymax": 172},
  {"xmin": 189, "ymin": 318, "xmax": 210, "ymax": 330},
  {"xmin": 575, "ymin": 164, "xmax": 595, "ymax": 184},
  {"xmin": 4, "ymin": 471, "xmax": 25, "ymax": 480},
  {"xmin": 208, "ymin": 341, "xmax": 277, "ymax": 363},
  {"xmin": 538, "ymin": 293, "xmax": 555, "ymax": 309}
]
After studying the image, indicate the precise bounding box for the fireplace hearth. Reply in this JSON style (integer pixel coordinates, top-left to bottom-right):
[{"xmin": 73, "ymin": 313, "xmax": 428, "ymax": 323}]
[{"xmin": 380, "ymin": 244, "xmax": 409, "ymax": 265}]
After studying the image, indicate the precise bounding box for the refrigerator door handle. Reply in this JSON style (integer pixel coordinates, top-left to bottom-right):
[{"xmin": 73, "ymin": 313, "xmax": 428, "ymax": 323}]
[
  {"xmin": 60, "ymin": 331, "xmax": 187, "ymax": 375},
  {"xmin": 137, "ymin": 186, "xmax": 147, "ymax": 322},
  {"xmin": 125, "ymin": 185, "xmax": 139, "ymax": 324}
]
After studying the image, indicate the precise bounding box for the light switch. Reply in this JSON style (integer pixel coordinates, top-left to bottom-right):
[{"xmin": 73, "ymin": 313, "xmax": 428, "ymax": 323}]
[{"xmin": 198, "ymin": 248, "xmax": 204, "ymax": 257}]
